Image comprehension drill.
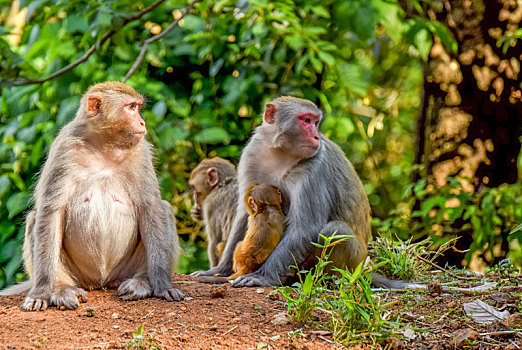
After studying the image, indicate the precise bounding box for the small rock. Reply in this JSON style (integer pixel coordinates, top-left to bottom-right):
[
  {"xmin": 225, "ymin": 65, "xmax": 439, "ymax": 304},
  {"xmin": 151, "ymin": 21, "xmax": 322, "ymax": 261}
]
[
  {"xmin": 85, "ymin": 308, "xmax": 95, "ymax": 317},
  {"xmin": 452, "ymin": 328, "xmax": 479, "ymax": 347},
  {"xmin": 160, "ymin": 326, "xmax": 167, "ymax": 332},
  {"xmin": 271, "ymin": 311, "xmax": 292, "ymax": 325},
  {"xmin": 256, "ymin": 288, "xmax": 264, "ymax": 294},
  {"xmin": 210, "ymin": 285, "xmax": 227, "ymax": 298},
  {"xmin": 447, "ymin": 301, "xmax": 458, "ymax": 308},
  {"xmin": 504, "ymin": 313, "xmax": 522, "ymax": 328},
  {"xmin": 113, "ymin": 325, "xmax": 119, "ymax": 329},
  {"xmin": 428, "ymin": 280, "xmax": 442, "ymax": 295},
  {"xmin": 209, "ymin": 325, "xmax": 218, "ymax": 332},
  {"xmin": 111, "ymin": 313, "xmax": 119, "ymax": 319}
]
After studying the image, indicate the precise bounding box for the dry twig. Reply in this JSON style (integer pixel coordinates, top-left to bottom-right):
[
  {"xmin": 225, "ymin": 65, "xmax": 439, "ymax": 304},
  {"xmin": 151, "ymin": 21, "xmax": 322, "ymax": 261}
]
[
  {"xmin": 3, "ymin": 0, "xmax": 166, "ymax": 87},
  {"xmin": 122, "ymin": 0, "xmax": 203, "ymax": 82}
]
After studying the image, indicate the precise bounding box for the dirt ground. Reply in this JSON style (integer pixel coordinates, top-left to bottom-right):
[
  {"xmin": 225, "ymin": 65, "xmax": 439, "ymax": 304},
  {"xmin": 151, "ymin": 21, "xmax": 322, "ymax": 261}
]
[
  {"xmin": 0, "ymin": 274, "xmax": 521, "ymax": 349},
  {"xmin": 0, "ymin": 274, "xmax": 333, "ymax": 349}
]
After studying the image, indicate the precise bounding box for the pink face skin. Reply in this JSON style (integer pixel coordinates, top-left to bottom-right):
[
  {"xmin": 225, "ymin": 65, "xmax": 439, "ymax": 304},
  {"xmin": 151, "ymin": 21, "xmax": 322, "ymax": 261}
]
[
  {"xmin": 122, "ymin": 99, "xmax": 146, "ymax": 139},
  {"xmin": 297, "ymin": 112, "xmax": 320, "ymax": 149}
]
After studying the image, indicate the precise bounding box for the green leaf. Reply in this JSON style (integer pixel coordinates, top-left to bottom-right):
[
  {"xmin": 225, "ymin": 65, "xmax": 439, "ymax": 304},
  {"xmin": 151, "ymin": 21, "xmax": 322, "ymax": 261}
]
[
  {"xmin": 6, "ymin": 192, "xmax": 31, "ymax": 219},
  {"xmin": 310, "ymin": 6, "xmax": 330, "ymax": 18},
  {"xmin": 317, "ymin": 51, "xmax": 335, "ymax": 66},
  {"xmin": 510, "ymin": 223, "xmax": 522, "ymax": 235},
  {"xmin": 413, "ymin": 28, "xmax": 432, "ymax": 61},
  {"xmin": 194, "ymin": 127, "xmax": 231, "ymax": 144},
  {"xmin": 152, "ymin": 101, "xmax": 167, "ymax": 121},
  {"xmin": 0, "ymin": 175, "xmax": 10, "ymax": 200}
]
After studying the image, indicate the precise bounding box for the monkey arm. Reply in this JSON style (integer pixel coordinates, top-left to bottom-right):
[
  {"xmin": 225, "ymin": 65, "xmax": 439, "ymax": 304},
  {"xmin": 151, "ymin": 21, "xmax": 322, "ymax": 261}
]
[
  {"xmin": 23, "ymin": 208, "xmax": 66, "ymax": 311},
  {"xmin": 139, "ymin": 200, "xmax": 184, "ymax": 301}
]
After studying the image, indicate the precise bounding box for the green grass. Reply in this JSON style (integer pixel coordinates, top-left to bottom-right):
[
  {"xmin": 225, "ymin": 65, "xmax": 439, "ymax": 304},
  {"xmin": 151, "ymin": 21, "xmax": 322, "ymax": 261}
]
[{"xmin": 274, "ymin": 233, "xmax": 393, "ymax": 346}]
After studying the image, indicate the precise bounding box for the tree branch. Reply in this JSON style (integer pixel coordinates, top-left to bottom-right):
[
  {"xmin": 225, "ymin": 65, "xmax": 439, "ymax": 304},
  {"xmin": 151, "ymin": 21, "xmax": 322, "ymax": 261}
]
[
  {"xmin": 122, "ymin": 0, "xmax": 203, "ymax": 83},
  {"xmin": 1, "ymin": 0, "xmax": 167, "ymax": 88}
]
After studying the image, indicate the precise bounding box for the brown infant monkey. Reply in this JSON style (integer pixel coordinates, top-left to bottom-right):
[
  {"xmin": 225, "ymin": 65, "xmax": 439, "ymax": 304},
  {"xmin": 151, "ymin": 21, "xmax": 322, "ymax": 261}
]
[
  {"xmin": 189, "ymin": 157, "xmax": 237, "ymax": 267},
  {"xmin": 0, "ymin": 82, "xmax": 184, "ymax": 310},
  {"xmin": 198, "ymin": 183, "xmax": 285, "ymax": 283}
]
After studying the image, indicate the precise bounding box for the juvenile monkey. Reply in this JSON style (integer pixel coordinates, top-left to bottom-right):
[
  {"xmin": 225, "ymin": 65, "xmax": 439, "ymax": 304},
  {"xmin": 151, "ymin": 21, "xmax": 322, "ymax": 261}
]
[
  {"xmin": 198, "ymin": 183, "xmax": 285, "ymax": 283},
  {"xmin": 0, "ymin": 82, "xmax": 184, "ymax": 310},
  {"xmin": 189, "ymin": 157, "xmax": 237, "ymax": 267},
  {"xmin": 193, "ymin": 96, "xmax": 371, "ymax": 287}
]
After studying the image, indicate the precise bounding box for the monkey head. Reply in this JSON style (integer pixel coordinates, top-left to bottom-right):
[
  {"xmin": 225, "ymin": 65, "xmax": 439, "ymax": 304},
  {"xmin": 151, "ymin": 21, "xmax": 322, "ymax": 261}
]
[
  {"xmin": 245, "ymin": 183, "xmax": 282, "ymax": 215},
  {"xmin": 262, "ymin": 96, "xmax": 323, "ymax": 159},
  {"xmin": 81, "ymin": 81, "xmax": 146, "ymax": 147},
  {"xmin": 189, "ymin": 157, "xmax": 236, "ymax": 220}
]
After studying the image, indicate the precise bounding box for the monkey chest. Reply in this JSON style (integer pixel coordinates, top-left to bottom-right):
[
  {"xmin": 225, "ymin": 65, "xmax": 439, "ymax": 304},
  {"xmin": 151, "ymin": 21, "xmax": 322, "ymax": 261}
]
[{"xmin": 64, "ymin": 178, "xmax": 138, "ymax": 281}]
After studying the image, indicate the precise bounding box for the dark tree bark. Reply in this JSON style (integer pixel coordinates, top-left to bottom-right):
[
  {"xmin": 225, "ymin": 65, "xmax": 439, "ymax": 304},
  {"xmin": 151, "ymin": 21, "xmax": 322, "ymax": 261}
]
[{"xmin": 416, "ymin": 0, "xmax": 522, "ymax": 266}]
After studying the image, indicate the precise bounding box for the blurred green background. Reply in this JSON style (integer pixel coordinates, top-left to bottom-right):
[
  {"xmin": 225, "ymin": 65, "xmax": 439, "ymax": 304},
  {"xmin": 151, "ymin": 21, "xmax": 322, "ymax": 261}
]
[{"xmin": 0, "ymin": 0, "xmax": 521, "ymax": 288}]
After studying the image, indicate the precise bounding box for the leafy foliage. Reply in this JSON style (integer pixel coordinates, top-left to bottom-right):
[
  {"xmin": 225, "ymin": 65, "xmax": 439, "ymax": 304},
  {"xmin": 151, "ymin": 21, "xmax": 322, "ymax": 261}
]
[{"xmin": 275, "ymin": 233, "xmax": 392, "ymax": 346}]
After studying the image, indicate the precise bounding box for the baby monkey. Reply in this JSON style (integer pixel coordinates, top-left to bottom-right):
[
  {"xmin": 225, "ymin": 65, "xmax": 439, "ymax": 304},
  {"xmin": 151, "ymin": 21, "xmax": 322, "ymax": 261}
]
[{"xmin": 198, "ymin": 183, "xmax": 285, "ymax": 283}]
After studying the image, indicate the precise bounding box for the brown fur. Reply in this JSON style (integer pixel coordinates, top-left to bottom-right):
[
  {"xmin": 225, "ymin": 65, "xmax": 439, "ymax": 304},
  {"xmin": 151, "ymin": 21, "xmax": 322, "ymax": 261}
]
[
  {"xmin": 1, "ymin": 82, "xmax": 184, "ymax": 310},
  {"xmin": 198, "ymin": 183, "xmax": 284, "ymax": 283}
]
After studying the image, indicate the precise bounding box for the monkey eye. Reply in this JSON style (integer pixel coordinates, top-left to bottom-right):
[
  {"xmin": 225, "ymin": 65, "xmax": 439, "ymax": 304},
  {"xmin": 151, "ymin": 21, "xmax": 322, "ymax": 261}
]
[
  {"xmin": 315, "ymin": 120, "xmax": 319, "ymax": 126},
  {"xmin": 128, "ymin": 102, "xmax": 138, "ymax": 111},
  {"xmin": 304, "ymin": 118, "xmax": 311, "ymax": 124}
]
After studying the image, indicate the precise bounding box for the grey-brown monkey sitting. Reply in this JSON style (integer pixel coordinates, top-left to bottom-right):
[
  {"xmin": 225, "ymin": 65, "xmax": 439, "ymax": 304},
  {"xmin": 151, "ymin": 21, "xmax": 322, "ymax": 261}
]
[
  {"xmin": 193, "ymin": 96, "xmax": 371, "ymax": 287},
  {"xmin": 0, "ymin": 82, "xmax": 184, "ymax": 310},
  {"xmin": 189, "ymin": 157, "xmax": 237, "ymax": 268}
]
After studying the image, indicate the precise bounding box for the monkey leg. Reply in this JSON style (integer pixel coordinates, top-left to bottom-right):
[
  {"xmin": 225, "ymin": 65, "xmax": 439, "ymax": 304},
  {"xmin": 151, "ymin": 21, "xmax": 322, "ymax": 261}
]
[
  {"xmin": 125, "ymin": 200, "xmax": 184, "ymax": 302},
  {"xmin": 316, "ymin": 220, "xmax": 367, "ymax": 272},
  {"xmin": 232, "ymin": 220, "xmax": 367, "ymax": 288},
  {"xmin": 23, "ymin": 210, "xmax": 85, "ymax": 311}
]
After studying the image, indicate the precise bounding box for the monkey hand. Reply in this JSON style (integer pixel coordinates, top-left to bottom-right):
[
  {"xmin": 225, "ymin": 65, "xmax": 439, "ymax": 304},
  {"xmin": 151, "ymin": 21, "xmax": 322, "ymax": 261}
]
[
  {"xmin": 23, "ymin": 290, "xmax": 51, "ymax": 311},
  {"xmin": 190, "ymin": 205, "xmax": 203, "ymax": 221},
  {"xmin": 230, "ymin": 272, "xmax": 275, "ymax": 288},
  {"xmin": 154, "ymin": 287, "xmax": 185, "ymax": 301}
]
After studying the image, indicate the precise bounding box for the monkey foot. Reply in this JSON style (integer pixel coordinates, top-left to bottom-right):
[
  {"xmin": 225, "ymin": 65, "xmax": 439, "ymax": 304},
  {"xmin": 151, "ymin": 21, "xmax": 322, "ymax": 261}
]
[
  {"xmin": 50, "ymin": 286, "xmax": 88, "ymax": 310},
  {"xmin": 23, "ymin": 296, "xmax": 49, "ymax": 311},
  {"xmin": 231, "ymin": 273, "xmax": 274, "ymax": 288},
  {"xmin": 154, "ymin": 288, "xmax": 185, "ymax": 302},
  {"xmin": 118, "ymin": 278, "xmax": 152, "ymax": 301}
]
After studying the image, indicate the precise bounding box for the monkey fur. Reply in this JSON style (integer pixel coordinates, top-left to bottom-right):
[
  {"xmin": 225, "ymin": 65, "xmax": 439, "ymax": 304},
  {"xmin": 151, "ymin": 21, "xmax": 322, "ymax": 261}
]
[
  {"xmin": 0, "ymin": 82, "xmax": 184, "ymax": 310},
  {"xmin": 198, "ymin": 183, "xmax": 285, "ymax": 283}
]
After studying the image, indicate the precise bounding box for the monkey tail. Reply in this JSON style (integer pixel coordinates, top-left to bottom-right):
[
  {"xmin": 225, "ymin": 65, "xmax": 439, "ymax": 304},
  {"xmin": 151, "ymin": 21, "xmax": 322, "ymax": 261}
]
[
  {"xmin": 371, "ymin": 273, "xmax": 427, "ymax": 290},
  {"xmin": 197, "ymin": 276, "xmax": 232, "ymax": 284},
  {"xmin": 197, "ymin": 270, "xmax": 244, "ymax": 284},
  {"xmin": 0, "ymin": 281, "xmax": 32, "ymax": 295}
]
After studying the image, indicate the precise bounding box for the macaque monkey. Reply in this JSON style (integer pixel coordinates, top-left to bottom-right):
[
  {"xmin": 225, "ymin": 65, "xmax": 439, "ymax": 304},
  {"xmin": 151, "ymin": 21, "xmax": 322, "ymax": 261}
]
[
  {"xmin": 0, "ymin": 82, "xmax": 184, "ymax": 310},
  {"xmin": 189, "ymin": 157, "xmax": 237, "ymax": 267},
  {"xmin": 193, "ymin": 96, "xmax": 372, "ymax": 287},
  {"xmin": 198, "ymin": 183, "xmax": 285, "ymax": 283}
]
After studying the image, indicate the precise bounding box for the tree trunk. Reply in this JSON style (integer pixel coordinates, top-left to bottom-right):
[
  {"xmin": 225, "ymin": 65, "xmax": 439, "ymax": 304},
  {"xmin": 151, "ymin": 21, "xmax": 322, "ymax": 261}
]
[{"xmin": 417, "ymin": 0, "xmax": 522, "ymax": 266}]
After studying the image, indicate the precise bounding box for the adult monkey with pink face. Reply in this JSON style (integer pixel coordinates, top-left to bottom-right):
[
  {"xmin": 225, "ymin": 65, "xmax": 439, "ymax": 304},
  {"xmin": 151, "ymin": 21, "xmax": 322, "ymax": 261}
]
[
  {"xmin": 1, "ymin": 82, "xmax": 184, "ymax": 310},
  {"xmin": 193, "ymin": 96, "xmax": 371, "ymax": 287}
]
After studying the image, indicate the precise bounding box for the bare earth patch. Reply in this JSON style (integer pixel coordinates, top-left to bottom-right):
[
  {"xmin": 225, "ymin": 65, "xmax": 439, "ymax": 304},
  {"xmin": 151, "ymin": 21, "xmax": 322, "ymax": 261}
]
[
  {"xmin": 1, "ymin": 274, "xmax": 521, "ymax": 349},
  {"xmin": 0, "ymin": 274, "xmax": 332, "ymax": 349}
]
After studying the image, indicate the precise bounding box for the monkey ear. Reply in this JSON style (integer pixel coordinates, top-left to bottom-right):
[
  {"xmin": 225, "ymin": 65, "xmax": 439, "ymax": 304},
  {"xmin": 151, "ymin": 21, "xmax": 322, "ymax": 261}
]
[
  {"xmin": 87, "ymin": 95, "xmax": 102, "ymax": 117},
  {"xmin": 248, "ymin": 197, "xmax": 257, "ymax": 213},
  {"xmin": 206, "ymin": 168, "xmax": 219, "ymax": 187},
  {"xmin": 263, "ymin": 103, "xmax": 276, "ymax": 124}
]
